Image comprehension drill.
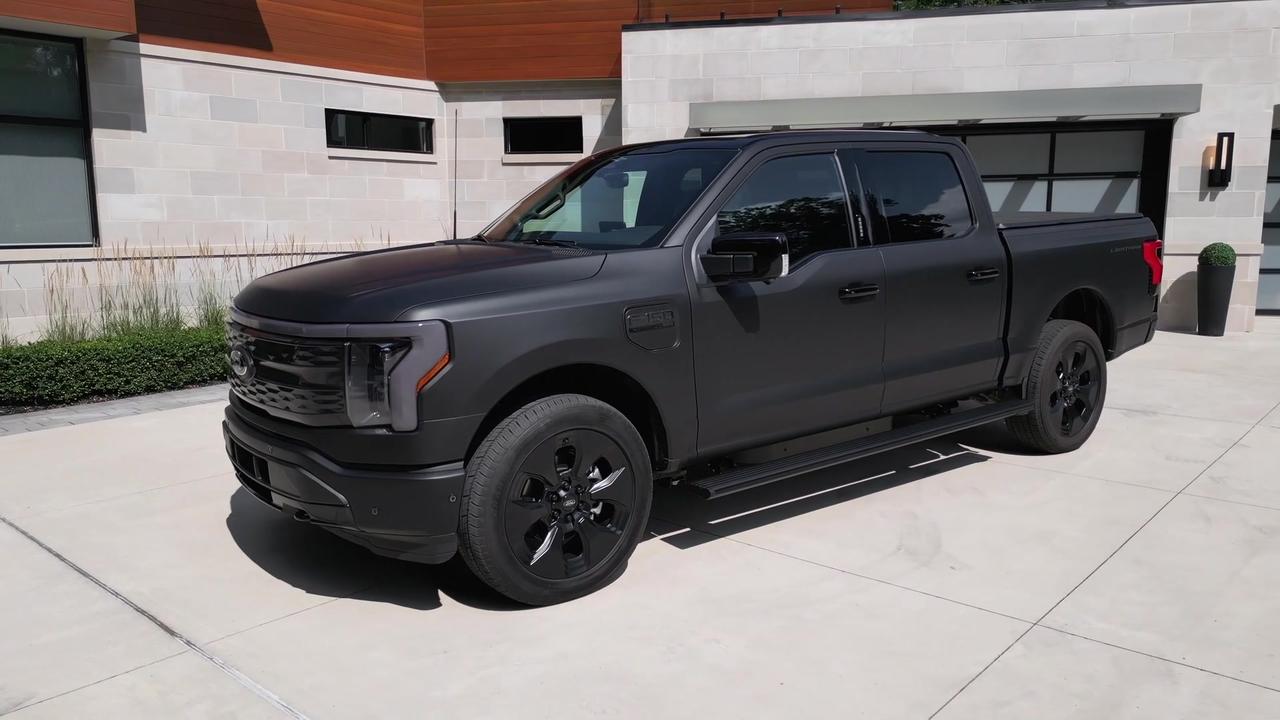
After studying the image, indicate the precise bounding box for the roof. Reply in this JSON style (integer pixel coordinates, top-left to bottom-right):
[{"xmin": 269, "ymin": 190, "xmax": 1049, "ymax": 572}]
[{"xmin": 621, "ymin": 129, "xmax": 942, "ymax": 155}]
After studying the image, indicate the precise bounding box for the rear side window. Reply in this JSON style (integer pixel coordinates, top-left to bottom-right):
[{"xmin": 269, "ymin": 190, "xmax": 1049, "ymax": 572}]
[
  {"xmin": 857, "ymin": 151, "xmax": 973, "ymax": 243},
  {"xmin": 717, "ymin": 154, "xmax": 852, "ymax": 263}
]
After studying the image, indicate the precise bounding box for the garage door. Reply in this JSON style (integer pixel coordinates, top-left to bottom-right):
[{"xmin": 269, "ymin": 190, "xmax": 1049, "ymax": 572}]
[{"xmin": 934, "ymin": 123, "xmax": 1169, "ymax": 228}]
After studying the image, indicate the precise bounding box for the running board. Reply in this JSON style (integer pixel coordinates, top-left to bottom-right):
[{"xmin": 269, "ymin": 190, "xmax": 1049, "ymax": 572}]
[{"xmin": 688, "ymin": 399, "xmax": 1033, "ymax": 499}]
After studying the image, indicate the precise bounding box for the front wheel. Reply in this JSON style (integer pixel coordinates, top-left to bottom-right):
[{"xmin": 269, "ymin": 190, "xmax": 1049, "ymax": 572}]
[
  {"xmin": 459, "ymin": 394, "xmax": 652, "ymax": 605},
  {"xmin": 1006, "ymin": 319, "xmax": 1107, "ymax": 454}
]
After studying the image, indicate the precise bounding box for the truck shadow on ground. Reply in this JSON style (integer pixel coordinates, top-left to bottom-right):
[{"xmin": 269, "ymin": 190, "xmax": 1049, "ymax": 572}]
[
  {"xmin": 648, "ymin": 439, "xmax": 988, "ymax": 550},
  {"xmin": 225, "ymin": 432, "xmax": 1003, "ymax": 612}
]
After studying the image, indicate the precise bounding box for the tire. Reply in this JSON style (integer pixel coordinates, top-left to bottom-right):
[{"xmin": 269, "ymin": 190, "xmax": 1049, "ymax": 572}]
[
  {"xmin": 1006, "ymin": 319, "xmax": 1108, "ymax": 454},
  {"xmin": 458, "ymin": 394, "xmax": 653, "ymax": 605}
]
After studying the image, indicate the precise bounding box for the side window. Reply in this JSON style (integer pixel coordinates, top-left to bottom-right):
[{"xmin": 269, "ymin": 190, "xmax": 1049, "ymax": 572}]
[
  {"xmin": 717, "ymin": 154, "xmax": 852, "ymax": 263},
  {"xmin": 858, "ymin": 151, "xmax": 974, "ymax": 243}
]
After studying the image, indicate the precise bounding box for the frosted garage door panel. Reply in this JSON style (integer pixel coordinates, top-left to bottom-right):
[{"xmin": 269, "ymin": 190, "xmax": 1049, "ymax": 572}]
[
  {"xmin": 1054, "ymin": 130, "xmax": 1144, "ymax": 173},
  {"xmin": 984, "ymin": 180, "xmax": 1048, "ymax": 212}
]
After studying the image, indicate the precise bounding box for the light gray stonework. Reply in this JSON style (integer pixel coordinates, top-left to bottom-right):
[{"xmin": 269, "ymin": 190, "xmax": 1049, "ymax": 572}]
[
  {"xmin": 86, "ymin": 41, "xmax": 450, "ymax": 249},
  {"xmin": 621, "ymin": 0, "xmax": 1280, "ymax": 332},
  {"xmin": 440, "ymin": 80, "xmax": 623, "ymax": 237}
]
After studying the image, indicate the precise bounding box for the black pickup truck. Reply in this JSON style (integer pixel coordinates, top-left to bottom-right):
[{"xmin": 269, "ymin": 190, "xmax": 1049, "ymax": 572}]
[{"xmin": 223, "ymin": 130, "xmax": 1162, "ymax": 604}]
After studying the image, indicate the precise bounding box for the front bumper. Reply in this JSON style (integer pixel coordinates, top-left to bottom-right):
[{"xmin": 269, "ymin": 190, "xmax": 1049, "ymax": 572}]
[{"xmin": 223, "ymin": 407, "xmax": 464, "ymax": 564}]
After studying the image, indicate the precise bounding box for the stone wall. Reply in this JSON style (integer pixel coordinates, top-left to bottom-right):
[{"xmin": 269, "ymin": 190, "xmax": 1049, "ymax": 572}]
[
  {"xmin": 86, "ymin": 40, "xmax": 450, "ymax": 248},
  {"xmin": 442, "ymin": 80, "xmax": 622, "ymax": 237},
  {"xmin": 0, "ymin": 42, "xmax": 624, "ymax": 340},
  {"xmin": 621, "ymin": 0, "xmax": 1280, "ymax": 332}
]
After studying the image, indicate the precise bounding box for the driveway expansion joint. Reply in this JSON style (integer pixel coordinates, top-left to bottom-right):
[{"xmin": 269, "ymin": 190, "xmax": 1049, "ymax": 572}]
[
  {"xmin": 0, "ymin": 513, "xmax": 310, "ymax": 720},
  {"xmin": 928, "ymin": 395, "xmax": 1280, "ymax": 719}
]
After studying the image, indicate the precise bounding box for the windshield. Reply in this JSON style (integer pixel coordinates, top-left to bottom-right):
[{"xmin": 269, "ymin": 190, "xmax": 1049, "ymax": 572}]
[{"xmin": 481, "ymin": 147, "xmax": 737, "ymax": 250}]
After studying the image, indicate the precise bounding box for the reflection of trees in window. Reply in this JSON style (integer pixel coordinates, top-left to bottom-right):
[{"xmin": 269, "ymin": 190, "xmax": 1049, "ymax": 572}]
[
  {"xmin": 881, "ymin": 198, "xmax": 948, "ymax": 241},
  {"xmin": 719, "ymin": 195, "xmax": 849, "ymax": 260}
]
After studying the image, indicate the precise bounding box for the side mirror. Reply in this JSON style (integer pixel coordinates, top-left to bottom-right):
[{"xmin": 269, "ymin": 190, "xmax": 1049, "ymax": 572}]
[{"xmin": 701, "ymin": 232, "xmax": 790, "ymax": 283}]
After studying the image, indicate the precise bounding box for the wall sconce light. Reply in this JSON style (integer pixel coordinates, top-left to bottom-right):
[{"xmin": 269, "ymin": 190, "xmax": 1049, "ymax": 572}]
[{"xmin": 1207, "ymin": 131, "xmax": 1234, "ymax": 188}]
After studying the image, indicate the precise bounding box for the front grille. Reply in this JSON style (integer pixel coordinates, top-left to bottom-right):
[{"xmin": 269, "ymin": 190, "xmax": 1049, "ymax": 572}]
[{"xmin": 227, "ymin": 321, "xmax": 347, "ymax": 421}]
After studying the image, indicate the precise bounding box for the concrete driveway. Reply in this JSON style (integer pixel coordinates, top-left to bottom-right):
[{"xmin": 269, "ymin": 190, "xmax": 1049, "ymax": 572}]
[{"xmin": 4, "ymin": 321, "xmax": 1280, "ymax": 719}]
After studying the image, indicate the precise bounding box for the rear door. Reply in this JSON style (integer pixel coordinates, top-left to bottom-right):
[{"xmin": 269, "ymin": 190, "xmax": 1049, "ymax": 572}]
[
  {"xmin": 689, "ymin": 146, "xmax": 886, "ymax": 456},
  {"xmin": 839, "ymin": 143, "xmax": 1007, "ymax": 414}
]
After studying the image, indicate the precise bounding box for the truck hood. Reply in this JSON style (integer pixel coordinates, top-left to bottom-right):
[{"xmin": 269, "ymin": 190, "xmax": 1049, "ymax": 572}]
[{"xmin": 233, "ymin": 241, "xmax": 605, "ymax": 323}]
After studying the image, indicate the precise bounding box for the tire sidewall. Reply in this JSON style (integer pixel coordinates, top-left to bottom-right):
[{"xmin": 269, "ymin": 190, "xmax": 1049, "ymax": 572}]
[{"xmin": 462, "ymin": 396, "xmax": 653, "ymax": 604}]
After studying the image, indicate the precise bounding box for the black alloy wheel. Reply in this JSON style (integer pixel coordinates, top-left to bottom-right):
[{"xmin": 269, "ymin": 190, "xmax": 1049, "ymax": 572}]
[
  {"xmin": 459, "ymin": 394, "xmax": 653, "ymax": 605},
  {"xmin": 505, "ymin": 430, "xmax": 635, "ymax": 579},
  {"xmin": 1049, "ymin": 340, "xmax": 1101, "ymax": 438},
  {"xmin": 1006, "ymin": 319, "xmax": 1107, "ymax": 454}
]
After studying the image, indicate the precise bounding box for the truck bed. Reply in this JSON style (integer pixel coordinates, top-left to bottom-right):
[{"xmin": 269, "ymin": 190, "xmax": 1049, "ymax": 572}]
[{"xmin": 997, "ymin": 212, "xmax": 1159, "ymax": 388}]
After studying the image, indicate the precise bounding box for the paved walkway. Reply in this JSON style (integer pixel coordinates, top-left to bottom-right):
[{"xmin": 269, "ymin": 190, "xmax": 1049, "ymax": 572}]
[
  {"xmin": 2, "ymin": 320, "xmax": 1280, "ymax": 718},
  {"xmin": 0, "ymin": 385, "xmax": 228, "ymax": 436}
]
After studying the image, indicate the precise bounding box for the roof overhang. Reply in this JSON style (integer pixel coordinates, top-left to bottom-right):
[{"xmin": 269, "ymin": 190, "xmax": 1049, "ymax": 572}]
[{"xmin": 689, "ymin": 85, "xmax": 1203, "ymax": 134}]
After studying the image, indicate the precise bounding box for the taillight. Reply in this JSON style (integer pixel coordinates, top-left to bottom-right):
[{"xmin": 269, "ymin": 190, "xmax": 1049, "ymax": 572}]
[{"xmin": 1142, "ymin": 239, "xmax": 1163, "ymax": 290}]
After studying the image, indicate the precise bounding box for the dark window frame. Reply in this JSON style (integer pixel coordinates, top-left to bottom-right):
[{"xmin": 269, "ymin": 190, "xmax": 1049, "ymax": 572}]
[
  {"xmin": 324, "ymin": 108, "xmax": 434, "ymax": 154},
  {"xmin": 503, "ymin": 116, "xmax": 584, "ymax": 155},
  {"xmin": 0, "ymin": 27, "xmax": 98, "ymax": 249}
]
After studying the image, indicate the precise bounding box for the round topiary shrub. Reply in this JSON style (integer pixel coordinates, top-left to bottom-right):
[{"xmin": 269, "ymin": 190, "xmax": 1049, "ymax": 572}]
[{"xmin": 1198, "ymin": 242, "xmax": 1237, "ymax": 267}]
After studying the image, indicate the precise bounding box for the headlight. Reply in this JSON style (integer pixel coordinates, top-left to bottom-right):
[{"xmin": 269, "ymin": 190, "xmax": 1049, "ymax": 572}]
[
  {"xmin": 339, "ymin": 320, "xmax": 449, "ymax": 432},
  {"xmin": 345, "ymin": 341, "xmax": 410, "ymax": 428}
]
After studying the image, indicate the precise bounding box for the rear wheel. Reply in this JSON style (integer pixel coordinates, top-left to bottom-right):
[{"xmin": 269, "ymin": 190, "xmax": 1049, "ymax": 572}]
[
  {"xmin": 1006, "ymin": 319, "xmax": 1107, "ymax": 454},
  {"xmin": 459, "ymin": 394, "xmax": 652, "ymax": 605}
]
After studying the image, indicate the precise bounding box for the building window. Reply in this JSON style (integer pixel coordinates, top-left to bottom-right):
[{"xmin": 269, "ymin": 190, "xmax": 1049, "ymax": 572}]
[
  {"xmin": 504, "ymin": 116, "xmax": 583, "ymax": 154},
  {"xmin": 1259, "ymin": 130, "xmax": 1280, "ymax": 314},
  {"xmin": 325, "ymin": 109, "xmax": 433, "ymax": 154},
  {"xmin": 0, "ymin": 30, "xmax": 95, "ymax": 247}
]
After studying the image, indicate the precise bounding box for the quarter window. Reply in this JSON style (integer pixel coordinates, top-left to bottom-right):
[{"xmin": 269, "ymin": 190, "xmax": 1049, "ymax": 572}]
[
  {"xmin": 717, "ymin": 154, "xmax": 852, "ymax": 263},
  {"xmin": 325, "ymin": 109, "xmax": 433, "ymax": 154}
]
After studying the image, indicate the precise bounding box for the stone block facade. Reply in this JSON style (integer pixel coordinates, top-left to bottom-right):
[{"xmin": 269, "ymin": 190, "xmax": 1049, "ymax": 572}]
[
  {"xmin": 444, "ymin": 81, "xmax": 622, "ymax": 237},
  {"xmin": 86, "ymin": 41, "xmax": 450, "ymax": 249},
  {"xmin": 0, "ymin": 41, "xmax": 620, "ymax": 340}
]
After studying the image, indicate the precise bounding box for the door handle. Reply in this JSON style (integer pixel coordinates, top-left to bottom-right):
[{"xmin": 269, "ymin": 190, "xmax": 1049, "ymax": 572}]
[
  {"xmin": 838, "ymin": 282, "xmax": 880, "ymax": 301},
  {"xmin": 967, "ymin": 267, "xmax": 1001, "ymax": 281}
]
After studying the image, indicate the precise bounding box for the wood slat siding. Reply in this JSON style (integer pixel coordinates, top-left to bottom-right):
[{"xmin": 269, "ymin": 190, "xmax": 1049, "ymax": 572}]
[
  {"xmin": 0, "ymin": 0, "xmax": 136, "ymax": 34},
  {"xmin": 424, "ymin": 0, "xmax": 891, "ymax": 83},
  {"xmin": 136, "ymin": 0, "xmax": 428, "ymax": 79}
]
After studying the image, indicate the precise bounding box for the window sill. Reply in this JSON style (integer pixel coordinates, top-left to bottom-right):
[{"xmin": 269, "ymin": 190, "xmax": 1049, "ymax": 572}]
[
  {"xmin": 328, "ymin": 148, "xmax": 437, "ymax": 164},
  {"xmin": 501, "ymin": 153, "xmax": 583, "ymax": 165}
]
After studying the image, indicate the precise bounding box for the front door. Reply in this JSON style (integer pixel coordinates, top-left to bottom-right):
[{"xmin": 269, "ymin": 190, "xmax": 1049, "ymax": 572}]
[
  {"xmin": 841, "ymin": 145, "xmax": 1007, "ymax": 414},
  {"xmin": 689, "ymin": 149, "xmax": 886, "ymax": 457}
]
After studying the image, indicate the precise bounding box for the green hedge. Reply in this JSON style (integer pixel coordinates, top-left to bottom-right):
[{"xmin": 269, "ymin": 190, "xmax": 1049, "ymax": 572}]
[{"xmin": 0, "ymin": 326, "xmax": 226, "ymax": 407}]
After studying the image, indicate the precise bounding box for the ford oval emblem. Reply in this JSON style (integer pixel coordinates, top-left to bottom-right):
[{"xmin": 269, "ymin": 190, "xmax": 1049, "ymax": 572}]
[{"xmin": 229, "ymin": 344, "xmax": 255, "ymax": 382}]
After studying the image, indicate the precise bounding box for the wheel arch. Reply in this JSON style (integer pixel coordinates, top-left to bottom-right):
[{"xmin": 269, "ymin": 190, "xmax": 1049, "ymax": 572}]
[
  {"xmin": 1047, "ymin": 287, "xmax": 1116, "ymax": 357},
  {"xmin": 466, "ymin": 363, "xmax": 670, "ymax": 472}
]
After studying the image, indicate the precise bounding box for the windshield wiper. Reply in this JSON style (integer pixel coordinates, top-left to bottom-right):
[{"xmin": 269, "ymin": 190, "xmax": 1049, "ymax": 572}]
[{"xmin": 514, "ymin": 237, "xmax": 579, "ymax": 248}]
